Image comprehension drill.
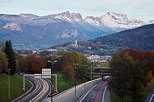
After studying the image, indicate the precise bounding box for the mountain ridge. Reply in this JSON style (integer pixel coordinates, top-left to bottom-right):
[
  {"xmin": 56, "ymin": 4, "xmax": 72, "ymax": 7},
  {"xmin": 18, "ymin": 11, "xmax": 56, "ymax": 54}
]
[
  {"xmin": 50, "ymin": 24, "xmax": 154, "ymax": 55},
  {"xmin": 0, "ymin": 11, "xmax": 153, "ymax": 49}
]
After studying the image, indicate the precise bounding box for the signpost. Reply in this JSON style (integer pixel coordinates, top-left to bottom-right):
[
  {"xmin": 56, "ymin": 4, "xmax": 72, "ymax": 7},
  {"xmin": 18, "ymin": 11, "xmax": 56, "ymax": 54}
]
[
  {"xmin": 42, "ymin": 69, "xmax": 51, "ymax": 78},
  {"xmin": 51, "ymin": 74, "xmax": 57, "ymax": 92},
  {"xmin": 22, "ymin": 68, "xmax": 58, "ymax": 102},
  {"xmin": 23, "ymin": 74, "xmax": 34, "ymax": 91},
  {"xmin": 23, "ymin": 69, "xmax": 58, "ymax": 92},
  {"xmin": 23, "ymin": 75, "xmax": 25, "ymax": 91},
  {"xmin": 54, "ymin": 85, "xmax": 58, "ymax": 87}
]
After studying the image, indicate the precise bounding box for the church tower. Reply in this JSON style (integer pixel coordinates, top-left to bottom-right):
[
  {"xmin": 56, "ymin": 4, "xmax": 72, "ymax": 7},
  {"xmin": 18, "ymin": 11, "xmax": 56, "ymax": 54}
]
[{"xmin": 75, "ymin": 38, "xmax": 78, "ymax": 47}]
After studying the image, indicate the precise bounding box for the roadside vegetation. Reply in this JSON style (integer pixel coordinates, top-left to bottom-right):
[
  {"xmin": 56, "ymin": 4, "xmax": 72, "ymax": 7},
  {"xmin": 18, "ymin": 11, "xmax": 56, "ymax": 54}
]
[
  {"xmin": 0, "ymin": 40, "xmax": 33, "ymax": 102},
  {"xmin": 51, "ymin": 72, "xmax": 87, "ymax": 93},
  {"xmin": 0, "ymin": 41, "xmax": 94, "ymax": 97},
  {"xmin": 110, "ymin": 49, "xmax": 154, "ymax": 102},
  {"xmin": 111, "ymin": 77, "xmax": 154, "ymax": 102},
  {"xmin": 141, "ymin": 76, "xmax": 154, "ymax": 101},
  {"xmin": 0, "ymin": 74, "xmax": 31, "ymax": 102},
  {"xmin": 50, "ymin": 51, "xmax": 94, "ymax": 93}
]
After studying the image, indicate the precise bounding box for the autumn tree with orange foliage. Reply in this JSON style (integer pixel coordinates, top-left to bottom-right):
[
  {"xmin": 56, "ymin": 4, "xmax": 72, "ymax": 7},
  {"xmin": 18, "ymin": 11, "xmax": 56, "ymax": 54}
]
[
  {"xmin": 122, "ymin": 49, "xmax": 154, "ymax": 80},
  {"xmin": 24, "ymin": 54, "xmax": 46, "ymax": 73},
  {"xmin": 110, "ymin": 50, "xmax": 152, "ymax": 102}
]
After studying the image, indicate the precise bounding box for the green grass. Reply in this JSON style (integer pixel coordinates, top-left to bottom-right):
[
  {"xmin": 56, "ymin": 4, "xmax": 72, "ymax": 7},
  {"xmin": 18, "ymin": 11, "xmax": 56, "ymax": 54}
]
[
  {"xmin": 51, "ymin": 72, "xmax": 88, "ymax": 93},
  {"xmin": 111, "ymin": 77, "xmax": 154, "ymax": 102},
  {"xmin": 0, "ymin": 74, "xmax": 31, "ymax": 102}
]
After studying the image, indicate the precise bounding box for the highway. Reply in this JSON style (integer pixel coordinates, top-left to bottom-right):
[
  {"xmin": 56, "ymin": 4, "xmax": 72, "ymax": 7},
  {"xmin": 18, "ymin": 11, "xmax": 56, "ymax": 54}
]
[
  {"xmin": 52, "ymin": 78, "xmax": 101, "ymax": 102},
  {"xmin": 79, "ymin": 81, "xmax": 110, "ymax": 102},
  {"xmin": 13, "ymin": 76, "xmax": 51, "ymax": 102}
]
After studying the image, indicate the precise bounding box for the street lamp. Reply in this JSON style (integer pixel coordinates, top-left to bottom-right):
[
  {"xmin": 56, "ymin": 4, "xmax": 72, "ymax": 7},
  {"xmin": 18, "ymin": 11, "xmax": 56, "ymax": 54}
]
[
  {"xmin": 82, "ymin": 64, "xmax": 87, "ymax": 92},
  {"xmin": 47, "ymin": 60, "xmax": 57, "ymax": 71},
  {"xmin": 73, "ymin": 63, "xmax": 78, "ymax": 99},
  {"xmin": 91, "ymin": 60, "xmax": 96, "ymax": 80},
  {"xmin": 47, "ymin": 60, "xmax": 57, "ymax": 102},
  {"xmin": 8, "ymin": 68, "xmax": 11, "ymax": 100}
]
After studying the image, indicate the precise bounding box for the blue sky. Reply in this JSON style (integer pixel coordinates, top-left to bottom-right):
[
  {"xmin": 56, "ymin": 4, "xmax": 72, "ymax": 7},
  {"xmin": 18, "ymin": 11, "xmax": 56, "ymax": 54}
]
[{"xmin": 0, "ymin": 0, "xmax": 153, "ymax": 21}]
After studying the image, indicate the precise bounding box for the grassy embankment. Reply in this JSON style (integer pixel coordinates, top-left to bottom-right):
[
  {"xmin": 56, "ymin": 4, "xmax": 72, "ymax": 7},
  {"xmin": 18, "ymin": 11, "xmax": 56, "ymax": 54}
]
[
  {"xmin": 51, "ymin": 72, "xmax": 100, "ymax": 93},
  {"xmin": 111, "ymin": 76, "xmax": 154, "ymax": 102},
  {"xmin": 0, "ymin": 74, "xmax": 31, "ymax": 102}
]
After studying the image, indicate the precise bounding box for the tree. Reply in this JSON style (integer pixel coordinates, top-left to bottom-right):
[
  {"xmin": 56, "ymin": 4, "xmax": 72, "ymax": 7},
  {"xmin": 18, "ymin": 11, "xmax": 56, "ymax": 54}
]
[
  {"xmin": 24, "ymin": 54, "xmax": 46, "ymax": 73},
  {"xmin": 122, "ymin": 49, "xmax": 153, "ymax": 82},
  {"xmin": 110, "ymin": 51, "xmax": 147, "ymax": 102},
  {"xmin": 4, "ymin": 40, "xmax": 16, "ymax": 75},
  {"xmin": 63, "ymin": 66, "xmax": 75, "ymax": 81},
  {"xmin": 110, "ymin": 53, "xmax": 130, "ymax": 102},
  {"xmin": 60, "ymin": 51, "xmax": 93, "ymax": 80},
  {"xmin": 0, "ymin": 50, "xmax": 8, "ymax": 73}
]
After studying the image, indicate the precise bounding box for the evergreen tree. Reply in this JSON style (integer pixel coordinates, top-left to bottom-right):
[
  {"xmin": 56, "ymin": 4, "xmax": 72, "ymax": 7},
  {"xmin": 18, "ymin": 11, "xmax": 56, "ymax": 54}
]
[{"xmin": 4, "ymin": 40, "xmax": 16, "ymax": 75}]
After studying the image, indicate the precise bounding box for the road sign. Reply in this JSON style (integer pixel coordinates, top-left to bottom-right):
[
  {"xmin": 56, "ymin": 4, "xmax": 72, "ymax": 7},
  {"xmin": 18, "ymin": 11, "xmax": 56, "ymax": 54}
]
[
  {"xmin": 54, "ymin": 85, "xmax": 58, "ymax": 87},
  {"xmin": 42, "ymin": 69, "xmax": 51, "ymax": 75},
  {"xmin": 34, "ymin": 68, "xmax": 51, "ymax": 78},
  {"xmin": 22, "ymin": 85, "xmax": 26, "ymax": 88}
]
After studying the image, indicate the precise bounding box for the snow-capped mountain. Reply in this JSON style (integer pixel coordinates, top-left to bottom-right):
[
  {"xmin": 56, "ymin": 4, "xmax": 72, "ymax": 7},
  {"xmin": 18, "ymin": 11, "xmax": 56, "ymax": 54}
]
[
  {"xmin": 99, "ymin": 12, "xmax": 148, "ymax": 28},
  {"xmin": 3, "ymin": 22, "xmax": 22, "ymax": 31},
  {"xmin": 83, "ymin": 12, "xmax": 152, "ymax": 29},
  {"xmin": 44, "ymin": 11, "xmax": 152, "ymax": 29},
  {"xmin": 84, "ymin": 16, "xmax": 101, "ymax": 26},
  {"xmin": 0, "ymin": 11, "xmax": 153, "ymax": 49},
  {"xmin": 48, "ymin": 11, "xmax": 82, "ymax": 22}
]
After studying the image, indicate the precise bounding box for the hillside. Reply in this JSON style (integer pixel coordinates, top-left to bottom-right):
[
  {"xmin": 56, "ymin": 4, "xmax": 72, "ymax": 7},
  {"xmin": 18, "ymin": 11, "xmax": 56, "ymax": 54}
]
[{"xmin": 50, "ymin": 24, "xmax": 154, "ymax": 55}]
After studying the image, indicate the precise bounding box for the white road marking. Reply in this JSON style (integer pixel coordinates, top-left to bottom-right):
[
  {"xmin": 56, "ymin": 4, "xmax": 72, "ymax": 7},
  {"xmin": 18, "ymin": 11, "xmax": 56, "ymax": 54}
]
[
  {"xmin": 150, "ymin": 94, "xmax": 154, "ymax": 102},
  {"xmin": 80, "ymin": 81, "xmax": 102, "ymax": 102},
  {"xmin": 31, "ymin": 79, "xmax": 49, "ymax": 102},
  {"xmin": 53, "ymin": 78, "xmax": 101, "ymax": 102},
  {"xmin": 102, "ymin": 85, "xmax": 108, "ymax": 102}
]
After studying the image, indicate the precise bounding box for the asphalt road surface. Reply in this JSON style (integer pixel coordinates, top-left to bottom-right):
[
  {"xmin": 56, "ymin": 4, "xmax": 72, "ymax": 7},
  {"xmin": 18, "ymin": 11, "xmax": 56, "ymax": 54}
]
[
  {"xmin": 52, "ymin": 78, "xmax": 101, "ymax": 102},
  {"xmin": 79, "ymin": 81, "xmax": 110, "ymax": 102},
  {"xmin": 13, "ymin": 76, "xmax": 51, "ymax": 102}
]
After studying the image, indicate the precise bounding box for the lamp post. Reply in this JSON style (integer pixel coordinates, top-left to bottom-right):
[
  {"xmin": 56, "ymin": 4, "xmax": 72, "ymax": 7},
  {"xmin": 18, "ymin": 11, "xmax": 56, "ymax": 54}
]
[
  {"xmin": 83, "ymin": 65, "xmax": 87, "ymax": 92},
  {"xmin": 8, "ymin": 68, "xmax": 11, "ymax": 100},
  {"xmin": 47, "ymin": 60, "xmax": 57, "ymax": 72},
  {"xmin": 91, "ymin": 59, "xmax": 96, "ymax": 80},
  {"xmin": 47, "ymin": 60, "xmax": 57, "ymax": 102},
  {"xmin": 73, "ymin": 63, "xmax": 78, "ymax": 99}
]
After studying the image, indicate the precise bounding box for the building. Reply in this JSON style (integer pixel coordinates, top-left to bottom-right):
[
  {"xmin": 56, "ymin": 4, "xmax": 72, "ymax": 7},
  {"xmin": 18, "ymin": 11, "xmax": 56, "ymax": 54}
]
[{"xmin": 87, "ymin": 55, "xmax": 112, "ymax": 67}]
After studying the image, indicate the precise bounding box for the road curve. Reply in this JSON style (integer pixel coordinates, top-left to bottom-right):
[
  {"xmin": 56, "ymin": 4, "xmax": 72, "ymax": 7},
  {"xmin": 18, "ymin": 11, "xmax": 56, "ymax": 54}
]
[{"xmin": 13, "ymin": 76, "xmax": 51, "ymax": 102}]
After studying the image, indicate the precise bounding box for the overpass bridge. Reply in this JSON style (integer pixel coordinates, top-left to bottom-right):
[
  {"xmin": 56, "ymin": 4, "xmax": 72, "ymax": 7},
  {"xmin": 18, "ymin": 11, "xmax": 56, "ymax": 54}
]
[{"xmin": 90, "ymin": 67, "xmax": 111, "ymax": 80}]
